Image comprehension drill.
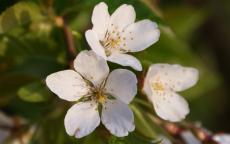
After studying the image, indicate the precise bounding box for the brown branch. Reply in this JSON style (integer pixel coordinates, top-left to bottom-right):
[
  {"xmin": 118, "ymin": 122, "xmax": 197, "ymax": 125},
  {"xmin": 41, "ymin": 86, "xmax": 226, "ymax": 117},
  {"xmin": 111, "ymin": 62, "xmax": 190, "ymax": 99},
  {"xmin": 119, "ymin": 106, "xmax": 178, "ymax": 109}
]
[
  {"xmin": 55, "ymin": 16, "xmax": 77, "ymax": 67},
  {"xmin": 148, "ymin": 114, "xmax": 220, "ymax": 144}
]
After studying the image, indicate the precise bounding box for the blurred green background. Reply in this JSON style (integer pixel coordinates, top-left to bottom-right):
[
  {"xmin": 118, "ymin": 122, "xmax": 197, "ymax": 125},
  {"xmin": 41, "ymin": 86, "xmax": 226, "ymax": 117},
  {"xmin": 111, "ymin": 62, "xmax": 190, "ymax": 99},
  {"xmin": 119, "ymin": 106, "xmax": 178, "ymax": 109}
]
[{"xmin": 0, "ymin": 0, "xmax": 230, "ymax": 143}]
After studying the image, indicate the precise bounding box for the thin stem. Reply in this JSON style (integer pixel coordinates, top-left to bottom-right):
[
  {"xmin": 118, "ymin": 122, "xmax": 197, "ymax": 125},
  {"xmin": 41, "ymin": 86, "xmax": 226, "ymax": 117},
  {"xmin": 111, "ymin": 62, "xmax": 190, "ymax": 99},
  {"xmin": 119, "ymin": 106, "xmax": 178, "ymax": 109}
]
[
  {"xmin": 63, "ymin": 21, "xmax": 76, "ymax": 62},
  {"xmin": 137, "ymin": 88, "xmax": 219, "ymax": 144},
  {"xmin": 139, "ymin": 0, "xmax": 162, "ymax": 17},
  {"xmin": 133, "ymin": 97, "xmax": 152, "ymax": 109},
  {"xmin": 55, "ymin": 16, "xmax": 77, "ymax": 67}
]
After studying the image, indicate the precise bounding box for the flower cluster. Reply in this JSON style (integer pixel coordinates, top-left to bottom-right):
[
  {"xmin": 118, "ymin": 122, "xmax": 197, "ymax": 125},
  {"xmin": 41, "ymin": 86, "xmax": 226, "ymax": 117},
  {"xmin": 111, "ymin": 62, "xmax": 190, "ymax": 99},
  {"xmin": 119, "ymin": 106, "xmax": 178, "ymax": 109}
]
[{"xmin": 46, "ymin": 2, "xmax": 199, "ymax": 138}]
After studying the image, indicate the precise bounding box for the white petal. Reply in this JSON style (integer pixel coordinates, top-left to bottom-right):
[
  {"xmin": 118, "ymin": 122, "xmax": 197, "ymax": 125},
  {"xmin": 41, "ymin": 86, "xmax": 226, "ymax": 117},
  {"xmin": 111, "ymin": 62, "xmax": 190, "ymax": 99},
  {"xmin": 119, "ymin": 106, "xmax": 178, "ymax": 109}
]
[
  {"xmin": 101, "ymin": 100, "xmax": 135, "ymax": 137},
  {"xmin": 108, "ymin": 53, "xmax": 142, "ymax": 71},
  {"xmin": 85, "ymin": 30, "xmax": 107, "ymax": 59},
  {"xmin": 148, "ymin": 64, "xmax": 199, "ymax": 92},
  {"xmin": 110, "ymin": 4, "xmax": 136, "ymax": 30},
  {"xmin": 213, "ymin": 134, "xmax": 230, "ymax": 144},
  {"xmin": 105, "ymin": 69, "xmax": 137, "ymax": 104},
  {"xmin": 74, "ymin": 50, "xmax": 109, "ymax": 87},
  {"xmin": 0, "ymin": 130, "xmax": 10, "ymax": 144},
  {"xmin": 142, "ymin": 63, "xmax": 160, "ymax": 98},
  {"xmin": 92, "ymin": 2, "xmax": 110, "ymax": 40},
  {"xmin": 158, "ymin": 135, "xmax": 172, "ymax": 144},
  {"xmin": 64, "ymin": 102, "xmax": 100, "ymax": 138},
  {"xmin": 151, "ymin": 90, "xmax": 189, "ymax": 122},
  {"xmin": 123, "ymin": 20, "xmax": 160, "ymax": 52},
  {"xmin": 181, "ymin": 131, "xmax": 201, "ymax": 144},
  {"xmin": 46, "ymin": 70, "xmax": 90, "ymax": 101},
  {"xmin": 0, "ymin": 112, "xmax": 13, "ymax": 127}
]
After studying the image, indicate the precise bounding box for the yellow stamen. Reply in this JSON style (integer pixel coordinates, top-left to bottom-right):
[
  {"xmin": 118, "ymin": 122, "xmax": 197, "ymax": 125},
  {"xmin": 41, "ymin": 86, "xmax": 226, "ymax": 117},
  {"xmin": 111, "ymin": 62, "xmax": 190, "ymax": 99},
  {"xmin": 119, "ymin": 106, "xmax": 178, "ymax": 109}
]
[
  {"xmin": 152, "ymin": 82, "xmax": 165, "ymax": 91},
  {"xmin": 109, "ymin": 38, "xmax": 121, "ymax": 48},
  {"xmin": 96, "ymin": 93, "xmax": 106, "ymax": 104}
]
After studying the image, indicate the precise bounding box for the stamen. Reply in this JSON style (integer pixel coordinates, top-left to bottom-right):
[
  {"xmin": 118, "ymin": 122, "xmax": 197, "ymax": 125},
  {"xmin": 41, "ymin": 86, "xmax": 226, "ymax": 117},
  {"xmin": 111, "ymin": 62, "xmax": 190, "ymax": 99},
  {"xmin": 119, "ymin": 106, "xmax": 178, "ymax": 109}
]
[
  {"xmin": 96, "ymin": 92, "xmax": 106, "ymax": 104},
  {"xmin": 152, "ymin": 82, "xmax": 165, "ymax": 91},
  {"xmin": 101, "ymin": 28, "xmax": 127, "ymax": 56}
]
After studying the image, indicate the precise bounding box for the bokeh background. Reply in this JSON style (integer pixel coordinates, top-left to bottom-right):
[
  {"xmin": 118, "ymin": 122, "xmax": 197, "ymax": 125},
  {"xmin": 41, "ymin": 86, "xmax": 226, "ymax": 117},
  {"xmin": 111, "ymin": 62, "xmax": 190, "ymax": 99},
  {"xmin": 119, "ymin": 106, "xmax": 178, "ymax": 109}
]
[{"xmin": 0, "ymin": 0, "xmax": 230, "ymax": 143}]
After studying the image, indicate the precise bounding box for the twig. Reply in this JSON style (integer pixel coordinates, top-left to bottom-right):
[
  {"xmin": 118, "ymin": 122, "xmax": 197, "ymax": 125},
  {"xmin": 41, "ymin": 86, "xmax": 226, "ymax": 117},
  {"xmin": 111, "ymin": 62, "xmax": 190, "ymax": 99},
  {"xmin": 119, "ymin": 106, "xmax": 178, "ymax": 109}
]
[
  {"xmin": 147, "ymin": 114, "xmax": 220, "ymax": 144},
  {"xmin": 55, "ymin": 16, "xmax": 77, "ymax": 67}
]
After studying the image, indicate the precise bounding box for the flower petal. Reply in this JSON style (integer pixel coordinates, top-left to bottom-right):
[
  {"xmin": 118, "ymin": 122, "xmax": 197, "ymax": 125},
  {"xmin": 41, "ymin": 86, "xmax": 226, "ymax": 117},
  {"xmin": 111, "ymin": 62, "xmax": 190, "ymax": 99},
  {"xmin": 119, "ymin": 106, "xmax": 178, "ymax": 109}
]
[
  {"xmin": 110, "ymin": 4, "xmax": 136, "ymax": 30},
  {"xmin": 85, "ymin": 30, "xmax": 107, "ymax": 59},
  {"xmin": 105, "ymin": 69, "xmax": 137, "ymax": 104},
  {"xmin": 64, "ymin": 102, "xmax": 100, "ymax": 138},
  {"xmin": 0, "ymin": 112, "xmax": 13, "ymax": 127},
  {"xmin": 0, "ymin": 130, "xmax": 10, "ymax": 144},
  {"xmin": 213, "ymin": 134, "xmax": 230, "ymax": 144},
  {"xmin": 147, "ymin": 64, "xmax": 199, "ymax": 92},
  {"xmin": 151, "ymin": 90, "xmax": 189, "ymax": 122},
  {"xmin": 101, "ymin": 100, "xmax": 135, "ymax": 137},
  {"xmin": 143, "ymin": 63, "xmax": 160, "ymax": 97},
  {"xmin": 46, "ymin": 70, "xmax": 90, "ymax": 101},
  {"xmin": 74, "ymin": 50, "xmax": 109, "ymax": 87},
  {"xmin": 123, "ymin": 20, "xmax": 160, "ymax": 52},
  {"xmin": 181, "ymin": 131, "xmax": 202, "ymax": 144},
  {"xmin": 92, "ymin": 2, "xmax": 110, "ymax": 40},
  {"xmin": 108, "ymin": 53, "xmax": 142, "ymax": 71}
]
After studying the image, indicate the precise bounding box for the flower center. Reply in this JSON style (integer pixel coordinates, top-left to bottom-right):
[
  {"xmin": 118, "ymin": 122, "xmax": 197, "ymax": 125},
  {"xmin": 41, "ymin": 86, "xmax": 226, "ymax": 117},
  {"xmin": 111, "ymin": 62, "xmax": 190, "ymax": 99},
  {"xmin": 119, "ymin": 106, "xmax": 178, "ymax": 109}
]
[
  {"xmin": 107, "ymin": 38, "xmax": 121, "ymax": 49},
  {"xmin": 100, "ymin": 25, "xmax": 130, "ymax": 56},
  {"xmin": 152, "ymin": 82, "xmax": 165, "ymax": 91},
  {"xmin": 93, "ymin": 89, "xmax": 106, "ymax": 104}
]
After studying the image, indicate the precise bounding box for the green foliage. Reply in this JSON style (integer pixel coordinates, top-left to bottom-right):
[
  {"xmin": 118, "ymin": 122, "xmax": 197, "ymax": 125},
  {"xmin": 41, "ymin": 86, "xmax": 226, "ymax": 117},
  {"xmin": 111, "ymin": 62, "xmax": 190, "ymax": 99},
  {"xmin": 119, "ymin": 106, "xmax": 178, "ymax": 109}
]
[
  {"xmin": 108, "ymin": 134, "xmax": 157, "ymax": 144},
  {"xmin": 0, "ymin": 0, "xmax": 223, "ymax": 143},
  {"xmin": 0, "ymin": 1, "xmax": 44, "ymax": 34},
  {"xmin": 18, "ymin": 81, "xmax": 51, "ymax": 102}
]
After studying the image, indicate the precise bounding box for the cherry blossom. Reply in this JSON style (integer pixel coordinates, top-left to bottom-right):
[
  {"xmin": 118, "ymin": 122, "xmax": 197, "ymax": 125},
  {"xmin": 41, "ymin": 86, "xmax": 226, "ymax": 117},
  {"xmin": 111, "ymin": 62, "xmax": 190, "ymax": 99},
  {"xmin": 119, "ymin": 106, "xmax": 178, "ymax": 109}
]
[{"xmin": 46, "ymin": 50, "xmax": 137, "ymax": 138}]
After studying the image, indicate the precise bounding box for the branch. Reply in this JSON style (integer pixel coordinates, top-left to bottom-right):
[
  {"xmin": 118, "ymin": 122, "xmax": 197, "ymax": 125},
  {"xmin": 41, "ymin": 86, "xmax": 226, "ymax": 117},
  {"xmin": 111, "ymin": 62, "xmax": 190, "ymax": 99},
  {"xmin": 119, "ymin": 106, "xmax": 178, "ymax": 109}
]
[{"xmin": 55, "ymin": 16, "xmax": 77, "ymax": 67}]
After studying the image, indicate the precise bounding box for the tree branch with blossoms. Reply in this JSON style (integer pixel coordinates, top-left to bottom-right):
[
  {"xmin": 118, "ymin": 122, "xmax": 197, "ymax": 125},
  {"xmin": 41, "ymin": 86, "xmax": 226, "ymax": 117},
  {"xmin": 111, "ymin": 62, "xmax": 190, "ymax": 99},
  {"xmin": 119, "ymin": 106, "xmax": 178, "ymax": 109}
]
[
  {"xmin": 44, "ymin": 2, "xmax": 229, "ymax": 144},
  {"xmin": 1, "ymin": 1, "xmax": 229, "ymax": 144}
]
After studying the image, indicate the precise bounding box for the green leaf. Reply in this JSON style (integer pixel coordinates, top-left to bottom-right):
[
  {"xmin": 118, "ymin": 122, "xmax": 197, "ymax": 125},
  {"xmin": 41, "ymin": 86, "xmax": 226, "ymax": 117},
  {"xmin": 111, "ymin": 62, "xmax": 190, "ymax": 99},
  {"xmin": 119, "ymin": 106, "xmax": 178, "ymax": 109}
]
[
  {"xmin": 131, "ymin": 105, "xmax": 158, "ymax": 139},
  {"xmin": 83, "ymin": 131, "xmax": 103, "ymax": 144},
  {"xmin": 108, "ymin": 133, "xmax": 157, "ymax": 144},
  {"xmin": 18, "ymin": 81, "xmax": 51, "ymax": 102},
  {"xmin": 0, "ymin": 73, "xmax": 34, "ymax": 106},
  {"xmin": 0, "ymin": 1, "xmax": 44, "ymax": 34},
  {"xmin": 0, "ymin": 36, "xmax": 8, "ymax": 56}
]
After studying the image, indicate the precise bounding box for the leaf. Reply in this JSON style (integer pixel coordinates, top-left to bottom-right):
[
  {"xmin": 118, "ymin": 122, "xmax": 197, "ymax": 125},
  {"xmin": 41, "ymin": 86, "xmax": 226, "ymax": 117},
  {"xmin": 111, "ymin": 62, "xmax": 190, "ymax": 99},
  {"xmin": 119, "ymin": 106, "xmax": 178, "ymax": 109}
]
[
  {"xmin": 108, "ymin": 133, "xmax": 157, "ymax": 144},
  {"xmin": 0, "ymin": 36, "xmax": 8, "ymax": 56},
  {"xmin": 0, "ymin": 1, "xmax": 44, "ymax": 34},
  {"xmin": 18, "ymin": 81, "xmax": 52, "ymax": 102},
  {"xmin": 83, "ymin": 131, "xmax": 103, "ymax": 144},
  {"xmin": 0, "ymin": 73, "xmax": 34, "ymax": 106},
  {"xmin": 131, "ymin": 105, "xmax": 158, "ymax": 139}
]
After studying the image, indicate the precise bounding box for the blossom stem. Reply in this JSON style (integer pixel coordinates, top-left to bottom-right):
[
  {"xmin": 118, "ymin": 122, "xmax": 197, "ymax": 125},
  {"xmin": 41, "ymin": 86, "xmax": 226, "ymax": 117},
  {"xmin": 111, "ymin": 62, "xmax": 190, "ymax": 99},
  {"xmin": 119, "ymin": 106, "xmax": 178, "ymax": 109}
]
[
  {"xmin": 63, "ymin": 21, "xmax": 77, "ymax": 62},
  {"xmin": 55, "ymin": 16, "xmax": 77, "ymax": 66},
  {"xmin": 137, "ymin": 90, "xmax": 220, "ymax": 144},
  {"xmin": 148, "ymin": 113, "xmax": 220, "ymax": 144}
]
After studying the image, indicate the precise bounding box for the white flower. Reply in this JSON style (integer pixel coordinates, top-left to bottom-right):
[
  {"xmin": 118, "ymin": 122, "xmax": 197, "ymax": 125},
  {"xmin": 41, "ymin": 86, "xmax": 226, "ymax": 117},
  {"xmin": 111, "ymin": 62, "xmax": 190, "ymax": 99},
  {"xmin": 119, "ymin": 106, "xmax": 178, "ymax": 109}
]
[
  {"xmin": 0, "ymin": 111, "xmax": 13, "ymax": 143},
  {"xmin": 85, "ymin": 2, "xmax": 160, "ymax": 71},
  {"xmin": 213, "ymin": 134, "xmax": 230, "ymax": 144},
  {"xmin": 11, "ymin": 125, "xmax": 36, "ymax": 144},
  {"xmin": 181, "ymin": 131, "xmax": 201, "ymax": 144},
  {"xmin": 46, "ymin": 50, "xmax": 137, "ymax": 138},
  {"xmin": 0, "ymin": 111, "xmax": 27, "ymax": 144},
  {"xmin": 142, "ymin": 64, "xmax": 199, "ymax": 122},
  {"xmin": 157, "ymin": 135, "xmax": 172, "ymax": 144}
]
